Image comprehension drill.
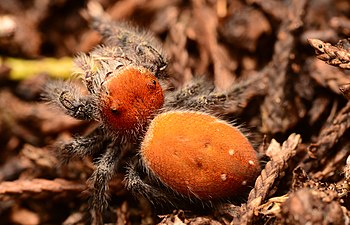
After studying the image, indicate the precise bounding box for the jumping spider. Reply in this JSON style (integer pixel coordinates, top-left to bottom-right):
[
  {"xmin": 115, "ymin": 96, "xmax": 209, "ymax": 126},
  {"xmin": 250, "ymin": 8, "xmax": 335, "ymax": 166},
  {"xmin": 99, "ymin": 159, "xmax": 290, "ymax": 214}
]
[{"xmin": 43, "ymin": 2, "xmax": 260, "ymax": 223}]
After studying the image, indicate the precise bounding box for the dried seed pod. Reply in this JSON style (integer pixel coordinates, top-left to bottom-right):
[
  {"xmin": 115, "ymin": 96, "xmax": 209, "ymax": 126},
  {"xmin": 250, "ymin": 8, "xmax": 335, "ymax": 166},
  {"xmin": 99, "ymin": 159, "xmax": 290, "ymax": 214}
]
[{"xmin": 140, "ymin": 111, "xmax": 260, "ymax": 199}]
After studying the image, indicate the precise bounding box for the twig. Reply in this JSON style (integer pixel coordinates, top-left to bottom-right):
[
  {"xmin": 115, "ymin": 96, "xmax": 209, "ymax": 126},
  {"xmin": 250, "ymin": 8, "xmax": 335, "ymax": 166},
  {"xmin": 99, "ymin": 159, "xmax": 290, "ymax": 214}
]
[
  {"xmin": 244, "ymin": 0, "xmax": 287, "ymax": 21},
  {"xmin": 164, "ymin": 8, "xmax": 193, "ymax": 83},
  {"xmin": 192, "ymin": 0, "xmax": 237, "ymax": 90},
  {"xmin": 307, "ymin": 58, "xmax": 350, "ymax": 95},
  {"xmin": 279, "ymin": 188, "xmax": 348, "ymax": 224},
  {"xmin": 0, "ymin": 178, "xmax": 86, "ymax": 200},
  {"xmin": 345, "ymin": 155, "xmax": 350, "ymax": 182},
  {"xmin": 308, "ymin": 101, "xmax": 350, "ymax": 159},
  {"xmin": 240, "ymin": 133, "xmax": 302, "ymax": 225},
  {"xmin": 260, "ymin": 0, "xmax": 307, "ymax": 133},
  {"xmin": 308, "ymin": 38, "xmax": 350, "ymax": 69}
]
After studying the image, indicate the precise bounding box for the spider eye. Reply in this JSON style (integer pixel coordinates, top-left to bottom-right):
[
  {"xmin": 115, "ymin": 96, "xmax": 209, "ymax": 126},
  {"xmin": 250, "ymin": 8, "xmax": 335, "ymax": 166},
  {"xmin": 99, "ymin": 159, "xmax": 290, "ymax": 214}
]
[
  {"xmin": 115, "ymin": 62, "xmax": 124, "ymax": 70},
  {"xmin": 111, "ymin": 108, "xmax": 120, "ymax": 115},
  {"xmin": 147, "ymin": 79, "xmax": 157, "ymax": 90}
]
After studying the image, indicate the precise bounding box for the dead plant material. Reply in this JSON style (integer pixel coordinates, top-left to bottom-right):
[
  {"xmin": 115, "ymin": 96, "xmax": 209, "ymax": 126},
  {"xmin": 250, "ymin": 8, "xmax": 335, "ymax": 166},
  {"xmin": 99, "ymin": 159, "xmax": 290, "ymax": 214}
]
[
  {"xmin": 307, "ymin": 59, "xmax": 350, "ymax": 95},
  {"xmin": 115, "ymin": 201, "xmax": 131, "ymax": 225},
  {"xmin": 330, "ymin": 16, "xmax": 350, "ymax": 36},
  {"xmin": 214, "ymin": 204, "xmax": 242, "ymax": 225},
  {"xmin": 158, "ymin": 210, "xmax": 187, "ymax": 225},
  {"xmin": 10, "ymin": 206, "xmax": 40, "ymax": 225},
  {"xmin": 260, "ymin": 0, "xmax": 307, "ymax": 134},
  {"xmin": 345, "ymin": 155, "xmax": 350, "ymax": 182},
  {"xmin": 291, "ymin": 167, "xmax": 347, "ymax": 202},
  {"xmin": 158, "ymin": 210, "xmax": 223, "ymax": 225},
  {"xmin": 164, "ymin": 8, "xmax": 193, "ymax": 83},
  {"xmin": 313, "ymin": 141, "xmax": 350, "ymax": 179},
  {"xmin": 308, "ymin": 38, "xmax": 350, "ymax": 69},
  {"xmin": 62, "ymin": 211, "xmax": 86, "ymax": 225},
  {"xmin": 0, "ymin": 157, "xmax": 31, "ymax": 182},
  {"xmin": 222, "ymin": 71, "xmax": 268, "ymax": 115},
  {"xmin": 0, "ymin": 178, "xmax": 86, "ymax": 201},
  {"xmin": 340, "ymin": 83, "xmax": 350, "ymax": 100},
  {"xmin": 192, "ymin": 0, "xmax": 237, "ymax": 90},
  {"xmin": 278, "ymin": 188, "xmax": 348, "ymax": 225},
  {"xmin": 2, "ymin": 0, "xmax": 350, "ymax": 224},
  {"xmin": 0, "ymin": 89, "xmax": 84, "ymax": 144},
  {"xmin": 307, "ymin": 95, "xmax": 331, "ymax": 126},
  {"xmin": 308, "ymin": 101, "xmax": 350, "ymax": 160},
  {"xmin": 219, "ymin": 3, "xmax": 271, "ymax": 52},
  {"xmin": 244, "ymin": 0, "xmax": 288, "ymax": 21},
  {"xmin": 240, "ymin": 133, "xmax": 302, "ymax": 225}
]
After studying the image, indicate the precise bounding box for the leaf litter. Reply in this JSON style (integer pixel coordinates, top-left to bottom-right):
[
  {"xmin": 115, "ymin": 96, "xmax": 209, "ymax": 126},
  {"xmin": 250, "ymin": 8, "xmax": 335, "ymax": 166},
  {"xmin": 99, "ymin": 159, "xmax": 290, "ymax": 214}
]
[{"xmin": 1, "ymin": 0, "xmax": 350, "ymax": 224}]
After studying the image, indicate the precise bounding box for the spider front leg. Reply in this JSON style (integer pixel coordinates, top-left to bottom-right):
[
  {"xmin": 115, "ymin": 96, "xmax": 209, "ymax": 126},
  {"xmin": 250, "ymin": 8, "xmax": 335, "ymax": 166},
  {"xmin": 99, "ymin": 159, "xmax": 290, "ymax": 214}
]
[
  {"xmin": 86, "ymin": 1, "xmax": 168, "ymax": 78},
  {"xmin": 42, "ymin": 79, "xmax": 100, "ymax": 121}
]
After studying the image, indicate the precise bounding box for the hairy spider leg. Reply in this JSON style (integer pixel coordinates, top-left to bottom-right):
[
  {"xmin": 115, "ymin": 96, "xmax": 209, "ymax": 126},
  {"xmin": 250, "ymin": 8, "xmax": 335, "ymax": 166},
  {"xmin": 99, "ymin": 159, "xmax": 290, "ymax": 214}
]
[
  {"xmin": 42, "ymin": 79, "xmax": 100, "ymax": 121},
  {"xmin": 125, "ymin": 160, "xmax": 177, "ymax": 205},
  {"xmin": 57, "ymin": 126, "xmax": 110, "ymax": 164},
  {"xmin": 88, "ymin": 139, "xmax": 121, "ymax": 213}
]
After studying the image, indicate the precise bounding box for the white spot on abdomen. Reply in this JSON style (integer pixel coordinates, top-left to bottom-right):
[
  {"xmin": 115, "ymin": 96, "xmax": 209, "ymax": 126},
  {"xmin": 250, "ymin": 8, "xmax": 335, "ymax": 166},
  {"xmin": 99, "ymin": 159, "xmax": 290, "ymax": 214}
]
[{"xmin": 220, "ymin": 173, "xmax": 227, "ymax": 181}]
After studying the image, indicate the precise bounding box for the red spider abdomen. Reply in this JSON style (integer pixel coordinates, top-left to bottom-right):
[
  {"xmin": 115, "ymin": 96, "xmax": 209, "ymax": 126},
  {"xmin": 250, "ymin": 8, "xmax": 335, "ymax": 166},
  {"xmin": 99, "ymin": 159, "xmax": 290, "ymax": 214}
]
[
  {"xmin": 101, "ymin": 66, "xmax": 164, "ymax": 134},
  {"xmin": 140, "ymin": 111, "xmax": 260, "ymax": 200}
]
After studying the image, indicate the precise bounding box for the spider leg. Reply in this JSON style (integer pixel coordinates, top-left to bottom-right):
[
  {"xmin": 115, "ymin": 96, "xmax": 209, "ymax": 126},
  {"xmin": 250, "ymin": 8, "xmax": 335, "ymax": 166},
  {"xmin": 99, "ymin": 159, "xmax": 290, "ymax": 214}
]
[
  {"xmin": 125, "ymin": 160, "xmax": 175, "ymax": 206},
  {"xmin": 194, "ymin": 71, "xmax": 267, "ymax": 114},
  {"xmin": 57, "ymin": 126, "xmax": 108, "ymax": 164},
  {"xmin": 88, "ymin": 140, "xmax": 121, "ymax": 213},
  {"xmin": 165, "ymin": 72, "xmax": 266, "ymax": 114},
  {"xmin": 86, "ymin": 2, "xmax": 168, "ymax": 78},
  {"xmin": 42, "ymin": 79, "xmax": 100, "ymax": 121},
  {"xmin": 164, "ymin": 77, "xmax": 216, "ymax": 110}
]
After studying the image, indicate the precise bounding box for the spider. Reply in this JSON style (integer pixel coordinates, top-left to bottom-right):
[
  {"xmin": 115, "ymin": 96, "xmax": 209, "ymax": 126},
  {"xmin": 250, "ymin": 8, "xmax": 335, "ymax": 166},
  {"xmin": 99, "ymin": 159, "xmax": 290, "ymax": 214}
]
[{"xmin": 43, "ymin": 2, "xmax": 260, "ymax": 223}]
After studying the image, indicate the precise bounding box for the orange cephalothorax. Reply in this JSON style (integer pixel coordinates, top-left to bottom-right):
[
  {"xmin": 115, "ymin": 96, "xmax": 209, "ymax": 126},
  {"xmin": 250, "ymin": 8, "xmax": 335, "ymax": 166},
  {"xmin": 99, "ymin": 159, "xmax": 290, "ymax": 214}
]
[{"xmin": 100, "ymin": 66, "xmax": 164, "ymax": 134}]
